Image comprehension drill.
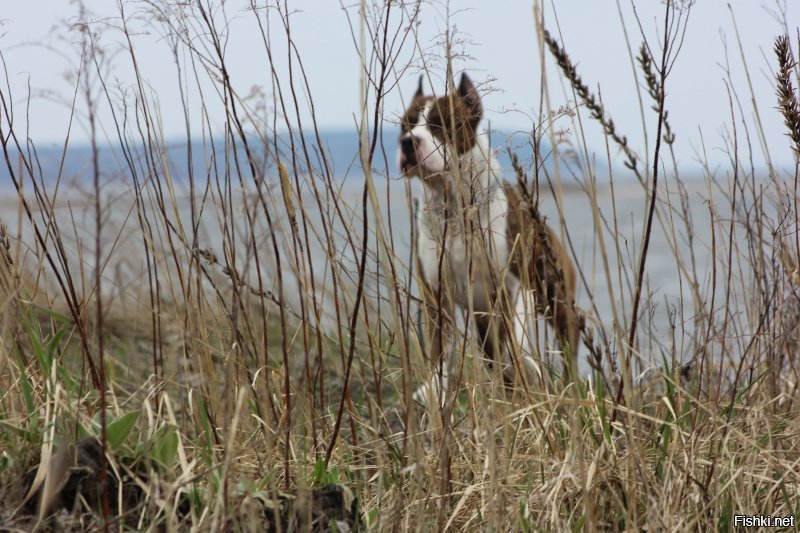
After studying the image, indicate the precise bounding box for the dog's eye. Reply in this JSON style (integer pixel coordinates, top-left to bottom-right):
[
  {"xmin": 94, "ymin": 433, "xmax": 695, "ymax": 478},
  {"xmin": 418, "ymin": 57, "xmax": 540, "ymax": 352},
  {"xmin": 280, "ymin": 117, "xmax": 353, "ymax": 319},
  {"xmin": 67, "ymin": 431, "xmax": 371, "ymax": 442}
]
[{"xmin": 428, "ymin": 122, "xmax": 445, "ymax": 136}]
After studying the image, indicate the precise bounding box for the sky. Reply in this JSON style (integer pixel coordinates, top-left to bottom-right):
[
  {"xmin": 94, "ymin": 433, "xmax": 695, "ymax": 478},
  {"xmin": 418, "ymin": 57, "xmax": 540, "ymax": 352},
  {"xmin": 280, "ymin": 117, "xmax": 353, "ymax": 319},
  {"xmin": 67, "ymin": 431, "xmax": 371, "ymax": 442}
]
[{"xmin": 1, "ymin": 0, "xmax": 798, "ymax": 173}]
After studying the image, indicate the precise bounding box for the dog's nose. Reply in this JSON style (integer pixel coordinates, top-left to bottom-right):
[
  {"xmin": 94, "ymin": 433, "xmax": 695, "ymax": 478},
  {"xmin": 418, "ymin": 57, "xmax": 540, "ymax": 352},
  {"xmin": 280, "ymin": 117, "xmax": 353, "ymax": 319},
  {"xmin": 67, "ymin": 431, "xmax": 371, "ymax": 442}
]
[
  {"xmin": 401, "ymin": 136, "xmax": 416, "ymax": 154},
  {"xmin": 400, "ymin": 136, "xmax": 418, "ymax": 166}
]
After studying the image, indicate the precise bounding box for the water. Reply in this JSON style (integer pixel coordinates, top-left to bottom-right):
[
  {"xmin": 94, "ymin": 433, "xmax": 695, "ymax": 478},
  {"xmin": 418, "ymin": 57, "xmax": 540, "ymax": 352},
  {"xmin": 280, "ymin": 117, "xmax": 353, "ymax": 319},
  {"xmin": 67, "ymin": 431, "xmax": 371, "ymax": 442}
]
[{"xmin": 0, "ymin": 132, "xmax": 769, "ymax": 375}]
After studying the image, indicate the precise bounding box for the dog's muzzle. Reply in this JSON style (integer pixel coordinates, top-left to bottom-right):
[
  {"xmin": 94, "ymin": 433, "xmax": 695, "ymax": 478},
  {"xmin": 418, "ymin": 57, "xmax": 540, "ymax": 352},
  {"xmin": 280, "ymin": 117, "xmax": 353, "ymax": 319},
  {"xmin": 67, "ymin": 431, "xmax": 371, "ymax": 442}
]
[{"xmin": 399, "ymin": 135, "xmax": 418, "ymax": 173}]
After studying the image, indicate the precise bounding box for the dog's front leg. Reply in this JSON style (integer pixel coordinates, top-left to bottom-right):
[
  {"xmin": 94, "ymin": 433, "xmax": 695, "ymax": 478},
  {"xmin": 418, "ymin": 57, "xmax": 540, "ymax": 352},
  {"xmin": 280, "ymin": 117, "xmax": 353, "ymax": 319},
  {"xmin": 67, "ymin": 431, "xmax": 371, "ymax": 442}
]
[{"xmin": 414, "ymin": 276, "xmax": 454, "ymax": 408}]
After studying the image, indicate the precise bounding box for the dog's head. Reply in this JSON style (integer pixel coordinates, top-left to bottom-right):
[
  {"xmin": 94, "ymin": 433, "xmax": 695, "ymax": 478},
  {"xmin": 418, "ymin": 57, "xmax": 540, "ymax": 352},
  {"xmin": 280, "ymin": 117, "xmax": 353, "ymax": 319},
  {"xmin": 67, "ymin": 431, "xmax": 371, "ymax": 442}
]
[{"xmin": 397, "ymin": 73, "xmax": 483, "ymax": 179}]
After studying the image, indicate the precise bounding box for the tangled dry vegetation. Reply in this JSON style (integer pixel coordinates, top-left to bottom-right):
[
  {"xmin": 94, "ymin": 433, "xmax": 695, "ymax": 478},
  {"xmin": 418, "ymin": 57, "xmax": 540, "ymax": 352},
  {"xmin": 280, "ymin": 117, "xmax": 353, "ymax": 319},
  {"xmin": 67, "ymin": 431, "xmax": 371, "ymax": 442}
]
[{"xmin": 1, "ymin": 1, "xmax": 800, "ymax": 531}]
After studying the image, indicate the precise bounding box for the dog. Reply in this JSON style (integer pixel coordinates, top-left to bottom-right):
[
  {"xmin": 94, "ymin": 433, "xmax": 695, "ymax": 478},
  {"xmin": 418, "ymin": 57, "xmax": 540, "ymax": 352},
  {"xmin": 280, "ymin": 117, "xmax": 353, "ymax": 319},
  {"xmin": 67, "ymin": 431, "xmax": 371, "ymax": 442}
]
[{"xmin": 397, "ymin": 72, "xmax": 580, "ymax": 397}]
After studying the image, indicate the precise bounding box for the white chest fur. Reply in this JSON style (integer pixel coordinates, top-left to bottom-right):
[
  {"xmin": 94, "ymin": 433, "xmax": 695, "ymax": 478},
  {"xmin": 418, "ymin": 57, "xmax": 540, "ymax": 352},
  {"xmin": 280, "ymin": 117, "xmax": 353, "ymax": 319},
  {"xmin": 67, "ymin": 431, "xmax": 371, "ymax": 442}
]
[{"xmin": 414, "ymin": 136, "xmax": 510, "ymax": 312}]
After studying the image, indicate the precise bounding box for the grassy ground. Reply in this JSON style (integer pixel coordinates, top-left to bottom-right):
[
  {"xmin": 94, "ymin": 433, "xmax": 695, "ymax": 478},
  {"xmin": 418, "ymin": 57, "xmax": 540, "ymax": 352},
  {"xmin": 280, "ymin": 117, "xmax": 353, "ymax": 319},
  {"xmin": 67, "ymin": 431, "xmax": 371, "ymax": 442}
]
[{"xmin": 1, "ymin": 211, "xmax": 800, "ymax": 530}]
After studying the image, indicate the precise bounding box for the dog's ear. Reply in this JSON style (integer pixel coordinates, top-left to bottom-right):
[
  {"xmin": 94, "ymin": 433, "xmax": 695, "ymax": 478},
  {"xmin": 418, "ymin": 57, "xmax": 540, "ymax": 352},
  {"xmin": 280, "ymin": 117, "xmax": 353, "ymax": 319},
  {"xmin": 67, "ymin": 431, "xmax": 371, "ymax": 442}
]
[
  {"xmin": 414, "ymin": 74, "xmax": 424, "ymax": 98},
  {"xmin": 457, "ymin": 73, "xmax": 482, "ymax": 121}
]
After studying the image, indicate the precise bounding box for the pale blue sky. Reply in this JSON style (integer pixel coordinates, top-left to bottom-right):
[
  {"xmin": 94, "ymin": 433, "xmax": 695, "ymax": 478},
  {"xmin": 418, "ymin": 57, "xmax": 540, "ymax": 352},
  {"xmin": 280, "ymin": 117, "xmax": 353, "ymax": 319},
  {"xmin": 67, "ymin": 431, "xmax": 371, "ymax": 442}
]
[{"xmin": 1, "ymin": 1, "xmax": 798, "ymax": 172}]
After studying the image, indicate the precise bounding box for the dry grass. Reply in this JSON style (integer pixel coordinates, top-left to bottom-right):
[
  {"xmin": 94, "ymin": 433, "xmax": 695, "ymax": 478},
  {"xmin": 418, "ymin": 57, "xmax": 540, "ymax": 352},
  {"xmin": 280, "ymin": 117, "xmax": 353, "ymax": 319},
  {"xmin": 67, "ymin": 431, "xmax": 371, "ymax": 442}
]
[{"xmin": 1, "ymin": 1, "xmax": 800, "ymax": 531}]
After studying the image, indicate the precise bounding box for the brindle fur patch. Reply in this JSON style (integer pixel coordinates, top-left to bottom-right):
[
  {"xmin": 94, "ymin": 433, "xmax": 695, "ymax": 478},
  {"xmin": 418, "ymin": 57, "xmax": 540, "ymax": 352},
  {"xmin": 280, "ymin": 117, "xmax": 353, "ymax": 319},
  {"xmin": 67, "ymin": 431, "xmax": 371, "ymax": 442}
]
[
  {"xmin": 426, "ymin": 87, "xmax": 482, "ymax": 155},
  {"xmin": 503, "ymin": 182, "xmax": 579, "ymax": 352}
]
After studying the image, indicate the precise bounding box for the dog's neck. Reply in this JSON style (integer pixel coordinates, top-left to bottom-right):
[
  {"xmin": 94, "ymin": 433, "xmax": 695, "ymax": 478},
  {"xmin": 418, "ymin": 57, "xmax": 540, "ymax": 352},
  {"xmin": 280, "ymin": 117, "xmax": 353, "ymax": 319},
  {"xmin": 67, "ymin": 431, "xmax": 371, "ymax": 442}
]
[
  {"xmin": 419, "ymin": 128, "xmax": 498, "ymax": 210},
  {"xmin": 418, "ymin": 128, "xmax": 502, "ymax": 241}
]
